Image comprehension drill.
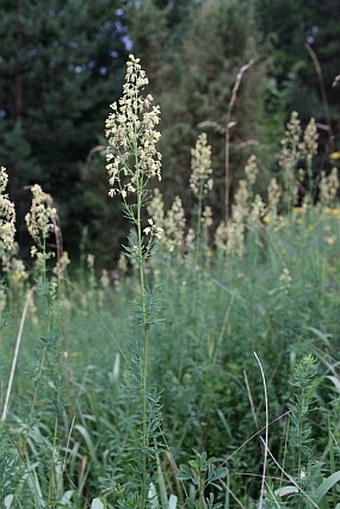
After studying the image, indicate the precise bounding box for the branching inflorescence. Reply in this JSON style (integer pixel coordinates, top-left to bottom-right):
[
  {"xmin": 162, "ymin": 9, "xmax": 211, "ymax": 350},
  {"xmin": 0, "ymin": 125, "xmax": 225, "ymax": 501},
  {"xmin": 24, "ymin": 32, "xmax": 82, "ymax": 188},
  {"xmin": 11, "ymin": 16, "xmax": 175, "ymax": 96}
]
[{"xmin": 105, "ymin": 54, "xmax": 162, "ymax": 201}]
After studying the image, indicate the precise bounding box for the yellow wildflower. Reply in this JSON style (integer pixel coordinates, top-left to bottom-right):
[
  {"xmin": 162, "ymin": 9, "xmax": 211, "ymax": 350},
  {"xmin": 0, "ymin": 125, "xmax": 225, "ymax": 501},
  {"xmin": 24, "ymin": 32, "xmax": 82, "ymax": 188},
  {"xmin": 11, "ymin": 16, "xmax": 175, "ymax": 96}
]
[{"xmin": 324, "ymin": 208, "xmax": 340, "ymax": 217}]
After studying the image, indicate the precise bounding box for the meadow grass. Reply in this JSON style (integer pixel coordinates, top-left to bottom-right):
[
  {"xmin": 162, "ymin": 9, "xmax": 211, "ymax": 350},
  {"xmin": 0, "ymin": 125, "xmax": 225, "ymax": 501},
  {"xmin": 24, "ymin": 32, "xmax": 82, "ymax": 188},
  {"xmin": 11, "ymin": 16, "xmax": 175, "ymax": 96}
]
[
  {"xmin": 0, "ymin": 203, "xmax": 339, "ymax": 508},
  {"xmin": 0, "ymin": 56, "xmax": 339, "ymax": 508}
]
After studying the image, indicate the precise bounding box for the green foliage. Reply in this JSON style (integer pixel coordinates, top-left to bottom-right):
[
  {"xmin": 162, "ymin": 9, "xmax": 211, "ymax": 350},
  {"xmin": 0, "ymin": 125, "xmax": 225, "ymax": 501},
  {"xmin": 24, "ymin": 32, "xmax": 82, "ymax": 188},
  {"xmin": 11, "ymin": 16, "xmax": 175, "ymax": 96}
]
[
  {"xmin": 177, "ymin": 452, "xmax": 228, "ymax": 509},
  {"xmin": 288, "ymin": 355, "xmax": 319, "ymax": 472},
  {"xmin": 77, "ymin": 152, "xmax": 127, "ymax": 267},
  {"xmin": 1, "ymin": 200, "xmax": 339, "ymax": 507},
  {"xmin": 129, "ymin": 0, "xmax": 269, "ymax": 219},
  {"xmin": 257, "ymin": 0, "xmax": 340, "ymax": 152},
  {"xmin": 0, "ymin": 0, "xmax": 128, "ymax": 256}
]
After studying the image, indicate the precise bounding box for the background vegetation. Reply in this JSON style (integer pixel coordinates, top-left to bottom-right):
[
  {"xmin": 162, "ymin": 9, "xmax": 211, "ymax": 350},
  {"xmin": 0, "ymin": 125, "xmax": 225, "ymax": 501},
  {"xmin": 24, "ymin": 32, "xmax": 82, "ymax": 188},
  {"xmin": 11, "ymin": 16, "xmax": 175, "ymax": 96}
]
[{"xmin": 0, "ymin": 0, "xmax": 339, "ymax": 263}]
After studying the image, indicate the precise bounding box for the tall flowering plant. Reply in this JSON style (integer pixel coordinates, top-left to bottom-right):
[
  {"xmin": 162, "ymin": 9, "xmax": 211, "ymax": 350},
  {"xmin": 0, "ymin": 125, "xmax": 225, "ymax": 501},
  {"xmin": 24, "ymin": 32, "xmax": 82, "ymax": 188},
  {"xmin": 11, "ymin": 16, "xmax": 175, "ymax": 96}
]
[
  {"xmin": 105, "ymin": 55, "xmax": 163, "ymax": 508},
  {"xmin": 190, "ymin": 133, "xmax": 213, "ymax": 263},
  {"xmin": 25, "ymin": 184, "xmax": 57, "ymax": 287}
]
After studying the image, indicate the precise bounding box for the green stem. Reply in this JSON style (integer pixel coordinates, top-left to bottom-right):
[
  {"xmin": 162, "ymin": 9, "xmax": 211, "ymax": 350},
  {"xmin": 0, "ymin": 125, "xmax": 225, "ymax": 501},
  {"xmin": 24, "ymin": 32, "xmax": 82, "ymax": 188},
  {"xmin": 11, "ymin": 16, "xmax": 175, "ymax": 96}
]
[
  {"xmin": 198, "ymin": 476, "xmax": 205, "ymax": 509},
  {"xmin": 195, "ymin": 192, "xmax": 203, "ymax": 266},
  {"xmin": 43, "ymin": 237, "xmax": 46, "ymax": 289},
  {"xmin": 49, "ymin": 417, "xmax": 59, "ymax": 506},
  {"xmin": 191, "ymin": 188, "xmax": 204, "ymax": 320},
  {"xmin": 135, "ymin": 158, "xmax": 149, "ymax": 509},
  {"xmin": 19, "ymin": 345, "xmax": 47, "ymax": 465}
]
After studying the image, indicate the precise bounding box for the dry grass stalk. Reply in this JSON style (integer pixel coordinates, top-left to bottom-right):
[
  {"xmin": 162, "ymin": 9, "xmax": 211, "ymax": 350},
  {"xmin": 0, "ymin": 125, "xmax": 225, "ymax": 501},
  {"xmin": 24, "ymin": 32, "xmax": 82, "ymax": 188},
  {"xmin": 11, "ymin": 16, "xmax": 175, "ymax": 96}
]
[
  {"xmin": 1, "ymin": 286, "xmax": 35, "ymax": 422},
  {"xmin": 225, "ymin": 59, "xmax": 255, "ymax": 223}
]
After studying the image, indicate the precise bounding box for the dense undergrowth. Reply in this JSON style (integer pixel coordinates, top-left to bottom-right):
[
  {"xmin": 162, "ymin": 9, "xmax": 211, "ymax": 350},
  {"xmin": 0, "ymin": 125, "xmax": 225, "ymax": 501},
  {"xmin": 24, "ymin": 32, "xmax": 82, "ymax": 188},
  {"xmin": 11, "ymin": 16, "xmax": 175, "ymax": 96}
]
[{"xmin": 0, "ymin": 56, "xmax": 339, "ymax": 508}]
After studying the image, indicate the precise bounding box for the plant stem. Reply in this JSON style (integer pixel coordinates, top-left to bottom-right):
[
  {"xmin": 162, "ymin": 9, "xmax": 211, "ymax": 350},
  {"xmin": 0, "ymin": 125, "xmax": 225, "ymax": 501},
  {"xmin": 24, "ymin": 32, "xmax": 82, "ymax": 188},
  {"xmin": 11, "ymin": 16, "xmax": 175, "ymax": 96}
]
[
  {"xmin": 136, "ymin": 167, "xmax": 149, "ymax": 509},
  {"xmin": 224, "ymin": 59, "xmax": 254, "ymax": 223},
  {"xmin": 305, "ymin": 43, "xmax": 334, "ymax": 152},
  {"xmin": 195, "ymin": 191, "xmax": 203, "ymax": 267},
  {"xmin": 43, "ymin": 236, "xmax": 47, "ymax": 290}
]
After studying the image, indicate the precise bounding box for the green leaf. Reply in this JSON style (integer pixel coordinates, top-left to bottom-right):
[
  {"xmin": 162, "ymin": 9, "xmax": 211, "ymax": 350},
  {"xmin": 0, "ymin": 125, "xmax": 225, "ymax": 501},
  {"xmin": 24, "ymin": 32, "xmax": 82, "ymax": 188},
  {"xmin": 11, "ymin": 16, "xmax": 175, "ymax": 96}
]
[
  {"xmin": 60, "ymin": 490, "xmax": 74, "ymax": 506},
  {"xmin": 176, "ymin": 472, "xmax": 192, "ymax": 481},
  {"xmin": 91, "ymin": 499, "xmax": 104, "ymax": 509},
  {"xmin": 156, "ymin": 452, "xmax": 168, "ymax": 508},
  {"xmin": 210, "ymin": 467, "xmax": 228, "ymax": 482},
  {"xmin": 275, "ymin": 485, "xmax": 299, "ymax": 497},
  {"xmin": 312, "ymin": 471, "xmax": 340, "ymax": 504},
  {"xmin": 177, "ymin": 464, "xmax": 193, "ymax": 481},
  {"xmin": 74, "ymin": 424, "xmax": 98, "ymax": 464},
  {"xmin": 327, "ymin": 376, "xmax": 340, "ymax": 395}
]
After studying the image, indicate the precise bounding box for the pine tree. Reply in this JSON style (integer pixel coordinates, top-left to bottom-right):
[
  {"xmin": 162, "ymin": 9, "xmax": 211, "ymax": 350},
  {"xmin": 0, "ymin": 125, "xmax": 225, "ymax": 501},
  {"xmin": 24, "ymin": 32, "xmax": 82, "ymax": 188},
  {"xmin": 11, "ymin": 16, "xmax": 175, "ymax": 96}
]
[{"xmin": 0, "ymin": 0, "xmax": 128, "ymax": 255}]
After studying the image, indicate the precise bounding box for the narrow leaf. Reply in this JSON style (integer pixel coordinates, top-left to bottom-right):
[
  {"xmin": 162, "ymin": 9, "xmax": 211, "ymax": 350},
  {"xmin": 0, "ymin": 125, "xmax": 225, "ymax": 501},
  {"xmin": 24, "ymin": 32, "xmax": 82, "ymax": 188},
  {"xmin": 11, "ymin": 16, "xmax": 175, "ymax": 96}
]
[
  {"xmin": 312, "ymin": 472, "xmax": 340, "ymax": 504},
  {"xmin": 326, "ymin": 376, "xmax": 340, "ymax": 394},
  {"xmin": 275, "ymin": 486, "xmax": 299, "ymax": 497},
  {"xmin": 4, "ymin": 495, "xmax": 14, "ymax": 509},
  {"xmin": 211, "ymin": 467, "xmax": 229, "ymax": 482}
]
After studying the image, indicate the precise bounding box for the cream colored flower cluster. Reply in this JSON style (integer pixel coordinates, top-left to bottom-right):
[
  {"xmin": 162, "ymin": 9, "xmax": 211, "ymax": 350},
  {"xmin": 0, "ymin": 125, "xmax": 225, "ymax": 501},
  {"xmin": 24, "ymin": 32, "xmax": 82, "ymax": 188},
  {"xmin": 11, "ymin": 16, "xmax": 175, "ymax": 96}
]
[
  {"xmin": 214, "ymin": 155, "xmax": 263, "ymax": 257},
  {"xmin": 0, "ymin": 166, "xmax": 9, "ymax": 194},
  {"xmin": 202, "ymin": 205, "xmax": 213, "ymax": 228},
  {"xmin": 279, "ymin": 267, "xmax": 292, "ymax": 294},
  {"xmin": 147, "ymin": 188, "xmax": 164, "ymax": 230},
  {"xmin": 147, "ymin": 189, "xmax": 186, "ymax": 252},
  {"xmin": 25, "ymin": 184, "xmax": 56, "ymax": 243},
  {"xmin": 320, "ymin": 167, "xmax": 339, "ymax": 206},
  {"xmin": 105, "ymin": 55, "xmax": 162, "ymax": 199},
  {"xmin": 190, "ymin": 133, "xmax": 213, "ymax": 197},
  {"xmin": 279, "ymin": 112, "xmax": 321, "ymax": 208},
  {"xmin": 244, "ymin": 155, "xmax": 259, "ymax": 187},
  {"xmin": 302, "ymin": 118, "xmax": 318, "ymax": 161},
  {"xmin": 232, "ymin": 179, "xmax": 249, "ymax": 223},
  {"xmin": 214, "ymin": 222, "xmax": 228, "ymax": 254},
  {"xmin": 214, "ymin": 176, "xmax": 249, "ymax": 257},
  {"xmin": 226, "ymin": 221, "xmax": 245, "ymax": 258},
  {"xmin": 267, "ymin": 177, "xmax": 281, "ymax": 219},
  {"xmin": 249, "ymin": 194, "xmax": 266, "ymax": 225},
  {"xmin": 6, "ymin": 257, "xmax": 28, "ymax": 286},
  {"xmin": 143, "ymin": 218, "xmax": 163, "ymax": 240},
  {"xmin": 279, "ymin": 111, "xmax": 302, "ymax": 203},
  {"xmin": 0, "ymin": 167, "xmax": 16, "ymax": 256},
  {"xmin": 163, "ymin": 196, "xmax": 186, "ymax": 253},
  {"xmin": 53, "ymin": 251, "xmax": 70, "ymax": 281},
  {"xmin": 100, "ymin": 268, "xmax": 110, "ymax": 289},
  {"xmin": 279, "ymin": 111, "xmax": 302, "ymax": 167}
]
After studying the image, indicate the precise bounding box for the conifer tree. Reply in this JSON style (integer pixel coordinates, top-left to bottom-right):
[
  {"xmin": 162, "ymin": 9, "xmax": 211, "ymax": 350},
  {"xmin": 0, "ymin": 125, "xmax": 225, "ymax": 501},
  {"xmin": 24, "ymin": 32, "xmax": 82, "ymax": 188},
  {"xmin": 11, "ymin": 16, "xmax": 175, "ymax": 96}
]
[{"xmin": 0, "ymin": 0, "xmax": 127, "ymax": 254}]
